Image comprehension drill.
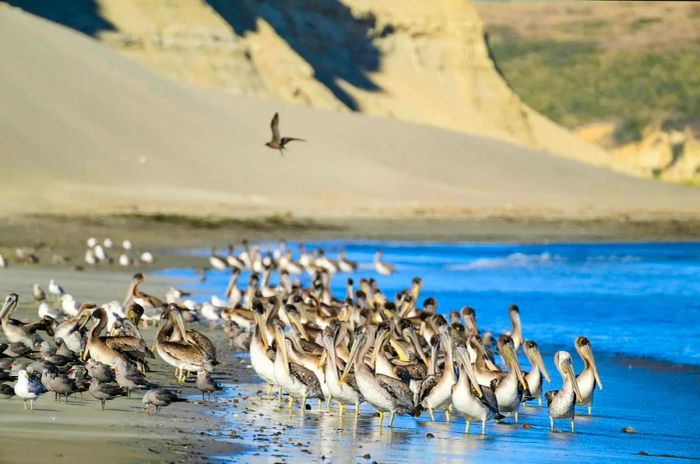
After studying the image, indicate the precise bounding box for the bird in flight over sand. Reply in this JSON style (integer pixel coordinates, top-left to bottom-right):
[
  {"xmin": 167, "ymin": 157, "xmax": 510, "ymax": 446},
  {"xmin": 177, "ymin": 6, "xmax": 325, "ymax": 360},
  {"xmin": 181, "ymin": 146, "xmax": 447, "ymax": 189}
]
[{"xmin": 265, "ymin": 113, "xmax": 305, "ymax": 156}]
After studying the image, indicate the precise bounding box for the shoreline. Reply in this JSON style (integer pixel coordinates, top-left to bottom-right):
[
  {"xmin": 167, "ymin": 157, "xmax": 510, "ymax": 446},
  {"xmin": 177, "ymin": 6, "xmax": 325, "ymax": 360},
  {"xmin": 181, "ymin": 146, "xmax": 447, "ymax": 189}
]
[{"xmin": 1, "ymin": 214, "xmax": 699, "ymax": 254}]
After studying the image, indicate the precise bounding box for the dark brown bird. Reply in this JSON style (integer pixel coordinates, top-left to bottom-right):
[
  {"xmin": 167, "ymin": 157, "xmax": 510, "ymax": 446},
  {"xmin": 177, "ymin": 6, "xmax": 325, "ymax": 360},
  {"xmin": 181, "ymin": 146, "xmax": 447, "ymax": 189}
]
[{"xmin": 265, "ymin": 113, "xmax": 305, "ymax": 156}]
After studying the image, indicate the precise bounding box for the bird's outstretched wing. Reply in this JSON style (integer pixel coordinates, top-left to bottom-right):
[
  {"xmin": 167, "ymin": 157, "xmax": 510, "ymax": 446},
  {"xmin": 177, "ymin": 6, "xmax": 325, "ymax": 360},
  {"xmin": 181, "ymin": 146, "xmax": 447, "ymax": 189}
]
[
  {"xmin": 280, "ymin": 137, "xmax": 305, "ymax": 145},
  {"xmin": 270, "ymin": 113, "xmax": 280, "ymax": 143}
]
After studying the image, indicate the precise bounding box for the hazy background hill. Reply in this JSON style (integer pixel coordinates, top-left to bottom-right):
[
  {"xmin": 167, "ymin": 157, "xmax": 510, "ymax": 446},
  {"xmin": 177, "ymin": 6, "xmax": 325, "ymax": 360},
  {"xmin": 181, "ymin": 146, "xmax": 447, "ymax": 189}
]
[
  {"xmin": 2, "ymin": 4, "xmax": 700, "ymax": 219},
  {"xmin": 476, "ymin": 1, "xmax": 700, "ymax": 186}
]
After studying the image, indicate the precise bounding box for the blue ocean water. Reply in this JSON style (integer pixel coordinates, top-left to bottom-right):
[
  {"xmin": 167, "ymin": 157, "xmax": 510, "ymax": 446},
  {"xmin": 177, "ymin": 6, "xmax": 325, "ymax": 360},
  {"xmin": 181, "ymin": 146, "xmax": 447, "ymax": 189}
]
[{"xmin": 158, "ymin": 241, "xmax": 700, "ymax": 366}]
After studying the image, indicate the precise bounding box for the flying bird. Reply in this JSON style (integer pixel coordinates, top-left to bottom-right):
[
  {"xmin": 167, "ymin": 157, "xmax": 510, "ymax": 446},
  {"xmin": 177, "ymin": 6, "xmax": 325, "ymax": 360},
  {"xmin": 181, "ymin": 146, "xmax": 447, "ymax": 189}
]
[{"xmin": 265, "ymin": 113, "xmax": 305, "ymax": 156}]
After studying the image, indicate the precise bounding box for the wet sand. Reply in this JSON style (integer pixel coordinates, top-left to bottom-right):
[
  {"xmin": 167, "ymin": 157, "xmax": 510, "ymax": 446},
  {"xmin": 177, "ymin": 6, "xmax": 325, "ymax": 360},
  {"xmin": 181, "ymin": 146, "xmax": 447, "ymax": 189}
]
[
  {"xmin": 1, "ymin": 246, "xmax": 700, "ymax": 463},
  {"xmin": 0, "ymin": 268, "xmax": 240, "ymax": 464}
]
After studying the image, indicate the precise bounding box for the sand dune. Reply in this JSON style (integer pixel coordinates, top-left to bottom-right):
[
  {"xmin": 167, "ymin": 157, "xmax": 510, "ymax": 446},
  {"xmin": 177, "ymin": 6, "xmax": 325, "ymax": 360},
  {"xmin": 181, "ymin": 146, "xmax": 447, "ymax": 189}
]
[{"xmin": 1, "ymin": 6, "xmax": 699, "ymax": 218}]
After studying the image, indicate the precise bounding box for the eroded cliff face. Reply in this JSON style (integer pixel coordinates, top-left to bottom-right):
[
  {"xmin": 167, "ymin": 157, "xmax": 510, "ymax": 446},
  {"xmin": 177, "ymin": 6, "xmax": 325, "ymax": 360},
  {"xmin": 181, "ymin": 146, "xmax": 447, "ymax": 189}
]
[{"xmin": 91, "ymin": 1, "xmax": 615, "ymax": 168}]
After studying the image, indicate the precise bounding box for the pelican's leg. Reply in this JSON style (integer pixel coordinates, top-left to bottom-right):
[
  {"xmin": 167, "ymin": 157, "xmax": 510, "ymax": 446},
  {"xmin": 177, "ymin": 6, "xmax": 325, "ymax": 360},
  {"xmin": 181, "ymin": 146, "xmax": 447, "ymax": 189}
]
[
  {"xmin": 302, "ymin": 395, "xmax": 308, "ymax": 415},
  {"xmin": 587, "ymin": 403, "xmax": 592, "ymax": 416},
  {"xmin": 339, "ymin": 403, "xmax": 345, "ymax": 416},
  {"xmin": 481, "ymin": 419, "xmax": 486, "ymax": 435},
  {"xmin": 30, "ymin": 399, "xmax": 34, "ymax": 411},
  {"xmin": 267, "ymin": 384, "xmax": 273, "ymax": 398},
  {"xmin": 317, "ymin": 398, "xmax": 322, "ymax": 411},
  {"xmin": 326, "ymin": 394, "xmax": 333, "ymax": 410},
  {"xmin": 278, "ymin": 387, "xmax": 283, "ymax": 402},
  {"xmin": 445, "ymin": 409, "xmax": 451, "ymax": 422},
  {"xmin": 287, "ymin": 396, "xmax": 294, "ymax": 410},
  {"xmin": 549, "ymin": 416, "xmax": 554, "ymax": 431},
  {"xmin": 378, "ymin": 412, "xmax": 385, "ymax": 428},
  {"xmin": 514, "ymin": 410, "xmax": 519, "ymax": 423},
  {"xmin": 465, "ymin": 420, "xmax": 471, "ymax": 434},
  {"xmin": 389, "ymin": 411, "xmax": 396, "ymax": 427},
  {"xmin": 23, "ymin": 400, "xmax": 27, "ymax": 411},
  {"xmin": 354, "ymin": 401, "xmax": 360, "ymax": 419},
  {"xmin": 570, "ymin": 417, "xmax": 575, "ymax": 433},
  {"xmin": 428, "ymin": 407, "xmax": 435, "ymax": 421}
]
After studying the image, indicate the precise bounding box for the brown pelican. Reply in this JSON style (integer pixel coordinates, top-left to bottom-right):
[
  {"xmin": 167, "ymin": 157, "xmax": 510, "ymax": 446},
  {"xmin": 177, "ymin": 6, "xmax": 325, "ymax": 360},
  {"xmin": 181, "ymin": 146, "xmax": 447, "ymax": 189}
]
[
  {"xmin": 546, "ymin": 351, "xmax": 583, "ymax": 432},
  {"xmin": 493, "ymin": 335, "xmax": 528, "ymax": 422},
  {"xmin": 522, "ymin": 340, "xmax": 551, "ymax": 406},
  {"xmin": 575, "ymin": 336, "xmax": 603, "ymax": 415},
  {"xmin": 123, "ymin": 273, "xmax": 164, "ymax": 322},
  {"xmin": 341, "ymin": 325, "xmax": 415, "ymax": 427},
  {"xmin": 54, "ymin": 304, "xmax": 93, "ymax": 353},
  {"xmin": 272, "ymin": 320, "xmax": 323, "ymax": 412},
  {"xmin": 321, "ymin": 325, "xmax": 362, "ymax": 415},
  {"xmin": 508, "ymin": 305, "xmax": 523, "ymax": 352},
  {"xmin": 451, "ymin": 344, "xmax": 501, "ymax": 434},
  {"xmin": 1, "ymin": 294, "xmax": 51, "ymax": 349},
  {"xmin": 373, "ymin": 250, "xmax": 395, "ymax": 276},
  {"xmin": 154, "ymin": 307, "xmax": 214, "ymax": 382},
  {"xmin": 419, "ymin": 327, "xmax": 455, "ymax": 421},
  {"xmin": 81, "ymin": 307, "xmax": 153, "ymax": 366},
  {"xmin": 249, "ymin": 301, "xmax": 276, "ymax": 395}
]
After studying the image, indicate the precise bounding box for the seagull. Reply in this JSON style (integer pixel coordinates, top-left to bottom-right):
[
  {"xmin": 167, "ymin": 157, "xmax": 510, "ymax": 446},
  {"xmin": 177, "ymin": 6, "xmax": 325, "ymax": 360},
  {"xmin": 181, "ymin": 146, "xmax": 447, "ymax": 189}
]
[
  {"xmin": 265, "ymin": 113, "xmax": 305, "ymax": 156},
  {"xmin": 48, "ymin": 280, "xmax": 65, "ymax": 299}
]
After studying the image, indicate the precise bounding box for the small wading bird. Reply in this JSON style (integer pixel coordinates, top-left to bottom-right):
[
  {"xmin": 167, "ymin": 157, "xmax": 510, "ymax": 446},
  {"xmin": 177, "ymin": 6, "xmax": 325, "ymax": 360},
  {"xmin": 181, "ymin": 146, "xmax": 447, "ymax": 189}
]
[{"xmin": 265, "ymin": 113, "xmax": 305, "ymax": 156}]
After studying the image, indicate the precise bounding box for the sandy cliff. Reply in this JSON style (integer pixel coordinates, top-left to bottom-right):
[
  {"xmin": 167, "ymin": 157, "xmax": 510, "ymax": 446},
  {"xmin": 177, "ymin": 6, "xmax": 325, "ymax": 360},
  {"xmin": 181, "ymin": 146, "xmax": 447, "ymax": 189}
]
[{"xmin": 1, "ymin": 5, "xmax": 699, "ymax": 219}]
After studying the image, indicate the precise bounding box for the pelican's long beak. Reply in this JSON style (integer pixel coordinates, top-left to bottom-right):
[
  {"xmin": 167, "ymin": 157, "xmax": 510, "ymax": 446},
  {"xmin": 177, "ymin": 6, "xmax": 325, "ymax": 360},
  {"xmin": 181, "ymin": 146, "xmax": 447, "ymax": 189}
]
[
  {"xmin": 581, "ymin": 344, "xmax": 602, "ymax": 390},
  {"xmin": 274, "ymin": 327, "xmax": 288, "ymax": 367},
  {"xmin": 288, "ymin": 313, "xmax": 309, "ymax": 341},
  {"xmin": 370, "ymin": 330, "xmax": 390, "ymax": 367},
  {"xmin": 340, "ymin": 333, "xmax": 364, "ymax": 385},
  {"xmin": 532, "ymin": 348, "xmax": 551, "ymax": 383},
  {"xmin": 565, "ymin": 359, "xmax": 582, "ymax": 400},
  {"xmin": 505, "ymin": 344, "xmax": 528, "ymax": 391},
  {"xmin": 457, "ymin": 346, "xmax": 482, "ymax": 397},
  {"xmin": 254, "ymin": 312, "xmax": 268, "ymax": 350},
  {"xmin": 405, "ymin": 328, "xmax": 429, "ymax": 368}
]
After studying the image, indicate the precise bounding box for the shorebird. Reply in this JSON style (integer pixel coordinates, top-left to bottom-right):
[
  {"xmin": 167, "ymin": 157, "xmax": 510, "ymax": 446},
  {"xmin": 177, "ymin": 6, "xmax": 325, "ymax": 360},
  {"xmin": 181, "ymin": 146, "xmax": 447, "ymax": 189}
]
[
  {"xmin": 265, "ymin": 113, "xmax": 305, "ymax": 156},
  {"xmin": 451, "ymin": 344, "xmax": 501, "ymax": 434},
  {"xmin": 373, "ymin": 250, "xmax": 395, "ymax": 276},
  {"xmin": 14, "ymin": 369, "xmax": 46, "ymax": 410},
  {"xmin": 143, "ymin": 388, "xmax": 186, "ymax": 415},
  {"xmin": 89, "ymin": 379, "xmax": 126, "ymax": 410},
  {"xmin": 32, "ymin": 284, "xmax": 46, "ymax": 302},
  {"xmin": 48, "ymin": 279, "xmax": 65, "ymax": 300},
  {"xmin": 546, "ymin": 351, "xmax": 583, "ymax": 432},
  {"xmin": 341, "ymin": 325, "xmax": 416, "ymax": 427},
  {"xmin": 196, "ymin": 369, "xmax": 222, "ymax": 400},
  {"xmin": 522, "ymin": 340, "xmax": 550, "ymax": 406},
  {"xmin": 574, "ymin": 336, "xmax": 603, "ymax": 415}
]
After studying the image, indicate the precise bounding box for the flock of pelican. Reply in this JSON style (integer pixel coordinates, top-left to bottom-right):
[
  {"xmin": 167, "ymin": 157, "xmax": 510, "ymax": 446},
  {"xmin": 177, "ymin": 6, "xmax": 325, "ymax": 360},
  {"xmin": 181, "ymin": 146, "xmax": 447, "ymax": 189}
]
[{"xmin": 0, "ymin": 240, "xmax": 602, "ymax": 437}]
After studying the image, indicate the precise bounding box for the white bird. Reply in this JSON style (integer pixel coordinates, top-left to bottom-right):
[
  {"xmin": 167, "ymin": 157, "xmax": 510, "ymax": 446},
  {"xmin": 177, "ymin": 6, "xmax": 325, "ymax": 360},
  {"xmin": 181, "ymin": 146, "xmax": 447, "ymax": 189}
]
[
  {"xmin": 85, "ymin": 249, "xmax": 97, "ymax": 266},
  {"xmin": 200, "ymin": 302, "xmax": 221, "ymax": 326},
  {"xmin": 61, "ymin": 294, "xmax": 80, "ymax": 317},
  {"xmin": 48, "ymin": 279, "xmax": 65, "ymax": 298},
  {"xmin": 140, "ymin": 252, "xmax": 154, "ymax": 264},
  {"xmin": 38, "ymin": 302, "xmax": 60, "ymax": 320},
  {"xmin": 94, "ymin": 245, "xmax": 107, "ymax": 262},
  {"xmin": 374, "ymin": 250, "xmax": 395, "ymax": 276},
  {"xmin": 0, "ymin": 254, "xmax": 7, "ymax": 268},
  {"xmin": 14, "ymin": 370, "xmax": 46, "ymax": 410},
  {"xmin": 210, "ymin": 295, "xmax": 229, "ymax": 309},
  {"xmin": 118, "ymin": 254, "xmax": 131, "ymax": 267},
  {"xmin": 122, "ymin": 240, "xmax": 133, "ymax": 250},
  {"xmin": 103, "ymin": 238, "xmax": 113, "ymax": 248},
  {"xmin": 87, "ymin": 237, "xmax": 97, "ymax": 248}
]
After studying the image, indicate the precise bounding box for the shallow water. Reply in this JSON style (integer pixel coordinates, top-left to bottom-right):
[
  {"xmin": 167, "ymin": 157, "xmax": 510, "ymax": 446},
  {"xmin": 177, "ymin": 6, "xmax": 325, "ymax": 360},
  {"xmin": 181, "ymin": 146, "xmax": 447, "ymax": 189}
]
[
  {"xmin": 161, "ymin": 241, "xmax": 700, "ymax": 366},
  {"xmin": 158, "ymin": 242, "xmax": 700, "ymax": 463}
]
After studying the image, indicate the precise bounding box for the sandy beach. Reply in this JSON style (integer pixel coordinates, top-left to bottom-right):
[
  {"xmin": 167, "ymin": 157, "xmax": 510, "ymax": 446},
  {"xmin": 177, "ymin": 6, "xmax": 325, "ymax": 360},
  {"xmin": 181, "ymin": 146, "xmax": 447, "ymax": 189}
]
[{"xmin": 1, "ymin": 241, "xmax": 699, "ymax": 463}]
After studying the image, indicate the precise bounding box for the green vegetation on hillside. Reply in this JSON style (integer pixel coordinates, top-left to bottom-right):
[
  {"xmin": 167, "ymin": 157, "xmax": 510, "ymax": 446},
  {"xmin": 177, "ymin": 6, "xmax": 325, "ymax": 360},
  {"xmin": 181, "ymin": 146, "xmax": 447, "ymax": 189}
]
[{"xmin": 488, "ymin": 36, "xmax": 700, "ymax": 142}]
